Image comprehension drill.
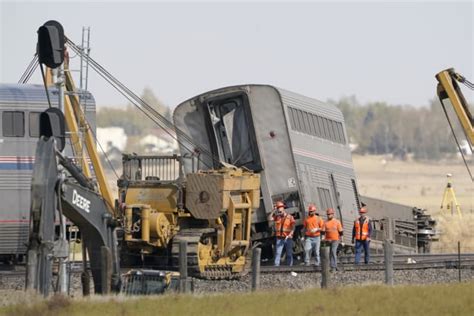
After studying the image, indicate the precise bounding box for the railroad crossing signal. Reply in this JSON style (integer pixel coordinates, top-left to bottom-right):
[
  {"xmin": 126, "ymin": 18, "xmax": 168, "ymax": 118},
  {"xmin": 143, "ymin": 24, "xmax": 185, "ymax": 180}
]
[{"xmin": 37, "ymin": 20, "xmax": 65, "ymax": 69}]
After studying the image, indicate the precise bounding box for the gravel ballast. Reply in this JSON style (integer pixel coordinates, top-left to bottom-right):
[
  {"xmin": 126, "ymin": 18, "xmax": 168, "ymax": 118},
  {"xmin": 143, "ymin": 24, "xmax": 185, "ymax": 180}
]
[{"xmin": 1, "ymin": 267, "xmax": 473, "ymax": 304}]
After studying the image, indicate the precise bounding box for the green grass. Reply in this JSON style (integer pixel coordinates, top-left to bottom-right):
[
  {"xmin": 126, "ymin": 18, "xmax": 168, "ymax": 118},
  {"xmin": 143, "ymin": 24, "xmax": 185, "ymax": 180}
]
[{"xmin": 2, "ymin": 282, "xmax": 473, "ymax": 316}]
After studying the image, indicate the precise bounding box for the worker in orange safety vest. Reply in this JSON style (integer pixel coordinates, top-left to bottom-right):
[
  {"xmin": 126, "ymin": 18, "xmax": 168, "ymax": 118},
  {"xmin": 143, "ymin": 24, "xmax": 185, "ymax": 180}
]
[
  {"xmin": 352, "ymin": 206, "xmax": 372, "ymax": 264},
  {"xmin": 324, "ymin": 208, "xmax": 343, "ymax": 271},
  {"xmin": 268, "ymin": 201, "xmax": 296, "ymax": 266},
  {"xmin": 303, "ymin": 204, "xmax": 324, "ymax": 266}
]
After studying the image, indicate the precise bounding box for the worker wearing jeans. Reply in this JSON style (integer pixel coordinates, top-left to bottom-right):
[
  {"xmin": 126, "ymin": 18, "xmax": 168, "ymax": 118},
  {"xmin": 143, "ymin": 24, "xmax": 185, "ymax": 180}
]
[
  {"xmin": 352, "ymin": 207, "xmax": 372, "ymax": 264},
  {"xmin": 275, "ymin": 237, "xmax": 294, "ymax": 266},
  {"xmin": 303, "ymin": 204, "xmax": 324, "ymax": 266},
  {"xmin": 269, "ymin": 201, "xmax": 295, "ymax": 266}
]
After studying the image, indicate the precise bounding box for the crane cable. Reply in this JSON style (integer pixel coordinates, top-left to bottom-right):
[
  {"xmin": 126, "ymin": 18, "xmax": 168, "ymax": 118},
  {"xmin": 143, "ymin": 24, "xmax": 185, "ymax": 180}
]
[
  {"xmin": 19, "ymin": 53, "xmax": 53, "ymax": 109},
  {"xmin": 71, "ymin": 45, "xmax": 219, "ymax": 168},
  {"xmin": 65, "ymin": 38, "xmax": 221, "ymax": 169},
  {"xmin": 18, "ymin": 54, "xmax": 39, "ymax": 84},
  {"xmin": 18, "ymin": 52, "xmax": 120, "ymax": 179}
]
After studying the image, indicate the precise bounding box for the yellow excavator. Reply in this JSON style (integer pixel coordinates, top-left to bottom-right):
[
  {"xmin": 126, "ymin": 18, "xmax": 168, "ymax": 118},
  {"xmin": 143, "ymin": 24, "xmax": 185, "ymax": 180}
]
[{"xmin": 27, "ymin": 21, "xmax": 260, "ymax": 299}]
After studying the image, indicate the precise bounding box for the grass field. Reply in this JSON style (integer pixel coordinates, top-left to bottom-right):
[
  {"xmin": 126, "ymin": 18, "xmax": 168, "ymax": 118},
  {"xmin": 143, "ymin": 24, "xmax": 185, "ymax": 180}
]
[
  {"xmin": 352, "ymin": 155, "xmax": 474, "ymax": 253},
  {"xmin": 2, "ymin": 282, "xmax": 473, "ymax": 316},
  {"xmin": 352, "ymin": 155, "xmax": 473, "ymax": 213}
]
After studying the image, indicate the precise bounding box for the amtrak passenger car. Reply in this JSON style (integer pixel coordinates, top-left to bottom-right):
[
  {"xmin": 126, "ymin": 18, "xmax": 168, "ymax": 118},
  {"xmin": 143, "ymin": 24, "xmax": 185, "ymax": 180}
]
[
  {"xmin": 0, "ymin": 84, "xmax": 96, "ymax": 261},
  {"xmin": 173, "ymin": 85, "xmax": 361, "ymax": 244}
]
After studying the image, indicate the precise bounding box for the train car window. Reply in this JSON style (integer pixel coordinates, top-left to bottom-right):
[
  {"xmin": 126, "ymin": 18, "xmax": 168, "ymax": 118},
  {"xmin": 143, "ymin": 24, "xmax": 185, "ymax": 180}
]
[
  {"xmin": 306, "ymin": 111, "xmax": 317, "ymax": 136},
  {"xmin": 322, "ymin": 118, "xmax": 332, "ymax": 141},
  {"xmin": 300, "ymin": 111, "xmax": 307, "ymax": 133},
  {"xmin": 204, "ymin": 94, "xmax": 262, "ymax": 170},
  {"xmin": 337, "ymin": 122, "xmax": 346, "ymax": 144},
  {"xmin": 302, "ymin": 111, "xmax": 311, "ymax": 135},
  {"xmin": 288, "ymin": 108, "xmax": 297, "ymax": 130},
  {"xmin": 296, "ymin": 109, "xmax": 304, "ymax": 132},
  {"xmin": 29, "ymin": 112, "xmax": 41, "ymax": 137},
  {"xmin": 316, "ymin": 116, "xmax": 326, "ymax": 139},
  {"xmin": 287, "ymin": 107, "xmax": 348, "ymax": 144},
  {"xmin": 334, "ymin": 121, "xmax": 342, "ymax": 143},
  {"xmin": 330, "ymin": 120, "xmax": 338, "ymax": 142},
  {"xmin": 2, "ymin": 111, "xmax": 25, "ymax": 137},
  {"xmin": 332, "ymin": 122, "xmax": 338, "ymax": 142},
  {"xmin": 312, "ymin": 115, "xmax": 321, "ymax": 138}
]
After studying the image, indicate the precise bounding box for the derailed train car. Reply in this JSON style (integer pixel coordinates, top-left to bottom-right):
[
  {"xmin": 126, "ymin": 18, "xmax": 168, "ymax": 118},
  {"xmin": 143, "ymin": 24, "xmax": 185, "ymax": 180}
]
[
  {"xmin": 0, "ymin": 84, "xmax": 96, "ymax": 262},
  {"xmin": 174, "ymin": 85, "xmax": 360, "ymax": 249},
  {"xmin": 173, "ymin": 84, "xmax": 435, "ymax": 255}
]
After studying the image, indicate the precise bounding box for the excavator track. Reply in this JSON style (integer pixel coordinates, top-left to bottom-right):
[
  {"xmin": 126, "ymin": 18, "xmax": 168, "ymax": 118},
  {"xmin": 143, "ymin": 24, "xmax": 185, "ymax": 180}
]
[
  {"xmin": 171, "ymin": 228, "xmax": 213, "ymax": 276},
  {"xmin": 171, "ymin": 228, "xmax": 249, "ymax": 280}
]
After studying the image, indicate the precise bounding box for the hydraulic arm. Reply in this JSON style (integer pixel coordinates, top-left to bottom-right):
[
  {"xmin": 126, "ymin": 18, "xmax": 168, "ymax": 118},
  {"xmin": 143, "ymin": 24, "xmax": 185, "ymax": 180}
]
[
  {"xmin": 436, "ymin": 68, "xmax": 474, "ymax": 181},
  {"xmin": 26, "ymin": 137, "xmax": 120, "ymax": 296},
  {"xmin": 436, "ymin": 69, "xmax": 474, "ymax": 146}
]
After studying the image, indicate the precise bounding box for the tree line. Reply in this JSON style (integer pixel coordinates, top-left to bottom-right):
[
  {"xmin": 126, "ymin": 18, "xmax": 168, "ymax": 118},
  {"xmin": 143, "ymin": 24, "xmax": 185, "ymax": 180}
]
[
  {"xmin": 330, "ymin": 96, "xmax": 462, "ymax": 160},
  {"xmin": 96, "ymin": 87, "xmax": 171, "ymax": 136},
  {"xmin": 97, "ymin": 88, "xmax": 464, "ymax": 160}
]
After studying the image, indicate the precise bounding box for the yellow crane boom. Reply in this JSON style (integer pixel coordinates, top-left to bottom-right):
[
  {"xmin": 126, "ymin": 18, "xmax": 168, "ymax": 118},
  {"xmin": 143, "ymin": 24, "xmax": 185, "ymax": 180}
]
[
  {"xmin": 436, "ymin": 68, "xmax": 474, "ymax": 146},
  {"xmin": 436, "ymin": 68, "xmax": 474, "ymax": 181}
]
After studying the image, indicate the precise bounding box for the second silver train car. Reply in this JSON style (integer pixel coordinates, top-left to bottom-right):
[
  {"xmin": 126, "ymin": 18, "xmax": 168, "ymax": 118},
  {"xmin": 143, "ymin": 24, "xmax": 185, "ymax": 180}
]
[{"xmin": 0, "ymin": 83, "xmax": 96, "ymax": 262}]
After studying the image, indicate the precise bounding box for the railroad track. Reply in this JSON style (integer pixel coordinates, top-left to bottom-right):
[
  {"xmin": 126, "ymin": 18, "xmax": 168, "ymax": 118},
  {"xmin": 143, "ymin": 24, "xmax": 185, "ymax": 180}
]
[
  {"xmin": 2, "ymin": 253, "xmax": 473, "ymax": 277},
  {"xmin": 261, "ymin": 253, "xmax": 474, "ymax": 274},
  {"xmin": 337, "ymin": 253, "xmax": 474, "ymax": 264},
  {"xmin": 0, "ymin": 261, "xmax": 85, "ymax": 278}
]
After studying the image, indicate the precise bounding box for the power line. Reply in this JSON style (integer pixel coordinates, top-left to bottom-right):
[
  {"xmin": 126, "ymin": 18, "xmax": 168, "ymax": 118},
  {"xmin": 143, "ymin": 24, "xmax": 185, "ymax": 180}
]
[{"xmin": 65, "ymin": 37, "xmax": 221, "ymax": 169}]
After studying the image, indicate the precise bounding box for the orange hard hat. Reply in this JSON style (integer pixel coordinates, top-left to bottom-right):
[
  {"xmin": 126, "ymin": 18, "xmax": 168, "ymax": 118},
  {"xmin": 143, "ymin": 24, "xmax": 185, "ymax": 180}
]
[
  {"xmin": 326, "ymin": 208, "xmax": 335, "ymax": 215},
  {"xmin": 359, "ymin": 207, "xmax": 367, "ymax": 214},
  {"xmin": 308, "ymin": 204, "xmax": 317, "ymax": 212},
  {"xmin": 275, "ymin": 201, "xmax": 285, "ymax": 209}
]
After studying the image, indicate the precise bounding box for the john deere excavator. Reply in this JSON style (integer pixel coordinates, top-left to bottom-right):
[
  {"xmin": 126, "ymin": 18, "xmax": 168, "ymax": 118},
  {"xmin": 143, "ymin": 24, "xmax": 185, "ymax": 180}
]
[{"xmin": 26, "ymin": 21, "xmax": 261, "ymax": 298}]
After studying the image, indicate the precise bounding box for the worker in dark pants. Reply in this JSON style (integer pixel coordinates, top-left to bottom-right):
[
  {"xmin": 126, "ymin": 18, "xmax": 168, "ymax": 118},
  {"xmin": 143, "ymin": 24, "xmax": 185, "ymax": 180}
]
[{"xmin": 352, "ymin": 207, "xmax": 372, "ymax": 264}]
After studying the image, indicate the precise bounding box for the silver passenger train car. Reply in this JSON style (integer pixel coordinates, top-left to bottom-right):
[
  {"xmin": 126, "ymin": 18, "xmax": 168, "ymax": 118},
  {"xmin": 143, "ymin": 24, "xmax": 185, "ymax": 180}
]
[
  {"xmin": 173, "ymin": 85, "xmax": 361, "ymax": 247},
  {"xmin": 0, "ymin": 84, "xmax": 96, "ymax": 262}
]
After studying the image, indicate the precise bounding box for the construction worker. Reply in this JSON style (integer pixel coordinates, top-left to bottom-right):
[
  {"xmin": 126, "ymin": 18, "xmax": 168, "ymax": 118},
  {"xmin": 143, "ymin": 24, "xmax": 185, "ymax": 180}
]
[
  {"xmin": 268, "ymin": 201, "xmax": 296, "ymax": 266},
  {"xmin": 324, "ymin": 208, "xmax": 343, "ymax": 271},
  {"xmin": 303, "ymin": 204, "xmax": 324, "ymax": 266},
  {"xmin": 352, "ymin": 206, "xmax": 372, "ymax": 264}
]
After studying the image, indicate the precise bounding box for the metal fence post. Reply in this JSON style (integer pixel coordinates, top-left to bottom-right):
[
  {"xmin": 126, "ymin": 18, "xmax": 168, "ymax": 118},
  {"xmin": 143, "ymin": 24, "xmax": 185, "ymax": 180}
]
[
  {"xmin": 251, "ymin": 247, "xmax": 261, "ymax": 292},
  {"xmin": 458, "ymin": 241, "xmax": 461, "ymax": 283},
  {"xmin": 179, "ymin": 240, "xmax": 188, "ymax": 293},
  {"xmin": 384, "ymin": 239, "xmax": 394, "ymax": 286},
  {"xmin": 321, "ymin": 246, "xmax": 330, "ymax": 289}
]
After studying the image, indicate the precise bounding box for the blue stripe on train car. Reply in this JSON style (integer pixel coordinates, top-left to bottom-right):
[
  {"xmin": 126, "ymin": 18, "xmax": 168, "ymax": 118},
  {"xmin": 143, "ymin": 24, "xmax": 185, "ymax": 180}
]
[{"xmin": 0, "ymin": 163, "xmax": 33, "ymax": 170}]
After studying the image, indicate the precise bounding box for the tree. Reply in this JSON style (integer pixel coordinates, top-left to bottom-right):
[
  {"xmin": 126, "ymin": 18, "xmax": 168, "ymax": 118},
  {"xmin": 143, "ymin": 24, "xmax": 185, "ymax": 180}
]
[
  {"xmin": 97, "ymin": 87, "xmax": 172, "ymax": 136},
  {"xmin": 332, "ymin": 96, "xmax": 463, "ymax": 160}
]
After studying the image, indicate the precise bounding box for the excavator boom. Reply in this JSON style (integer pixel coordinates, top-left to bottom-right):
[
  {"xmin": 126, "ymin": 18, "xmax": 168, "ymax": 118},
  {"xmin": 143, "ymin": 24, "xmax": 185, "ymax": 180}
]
[{"xmin": 436, "ymin": 68, "xmax": 474, "ymax": 181}]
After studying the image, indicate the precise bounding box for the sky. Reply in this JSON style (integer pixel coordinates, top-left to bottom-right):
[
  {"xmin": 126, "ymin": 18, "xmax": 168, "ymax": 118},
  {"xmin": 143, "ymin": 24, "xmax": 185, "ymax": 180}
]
[{"xmin": 1, "ymin": 0, "xmax": 473, "ymax": 109}]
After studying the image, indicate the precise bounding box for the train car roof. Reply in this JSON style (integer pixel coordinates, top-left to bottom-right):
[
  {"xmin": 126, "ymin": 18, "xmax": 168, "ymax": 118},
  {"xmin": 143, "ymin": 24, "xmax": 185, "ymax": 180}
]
[
  {"xmin": 174, "ymin": 84, "xmax": 343, "ymax": 121},
  {"xmin": 0, "ymin": 83, "xmax": 95, "ymax": 105}
]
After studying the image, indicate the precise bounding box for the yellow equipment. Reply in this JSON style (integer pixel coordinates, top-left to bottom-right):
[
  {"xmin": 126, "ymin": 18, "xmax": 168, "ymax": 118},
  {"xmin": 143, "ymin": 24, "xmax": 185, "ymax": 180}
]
[
  {"xmin": 57, "ymin": 37, "xmax": 261, "ymax": 279},
  {"xmin": 435, "ymin": 68, "xmax": 474, "ymax": 181},
  {"xmin": 118, "ymin": 155, "xmax": 260, "ymax": 278},
  {"xmin": 439, "ymin": 174, "xmax": 462, "ymax": 217}
]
